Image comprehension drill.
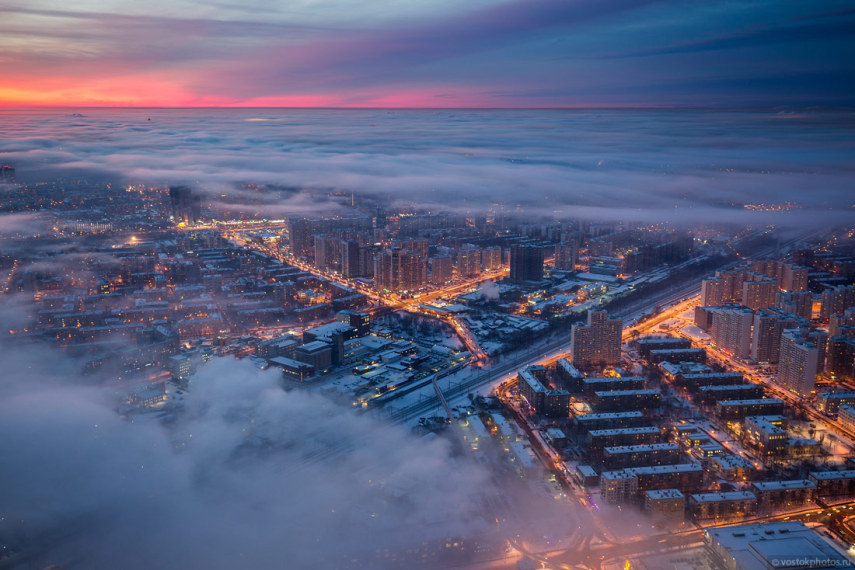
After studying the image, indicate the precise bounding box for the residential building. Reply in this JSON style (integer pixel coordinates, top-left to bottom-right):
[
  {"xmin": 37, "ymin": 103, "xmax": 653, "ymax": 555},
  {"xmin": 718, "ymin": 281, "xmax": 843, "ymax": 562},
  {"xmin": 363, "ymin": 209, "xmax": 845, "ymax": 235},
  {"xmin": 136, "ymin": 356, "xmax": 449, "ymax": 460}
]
[
  {"xmin": 553, "ymin": 242, "xmax": 577, "ymax": 271},
  {"xmin": 750, "ymin": 308, "xmax": 807, "ymax": 364},
  {"xmin": 601, "ymin": 442, "xmax": 683, "ymax": 470},
  {"xmin": 580, "ymin": 376, "xmax": 644, "ymax": 396},
  {"xmin": 592, "ymin": 389, "xmax": 661, "ymax": 412},
  {"xmin": 741, "ymin": 277, "xmax": 777, "ymax": 311},
  {"xmin": 509, "ymin": 244, "xmax": 544, "ymax": 282},
  {"xmin": 816, "ymin": 391, "xmax": 855, "ymax": 415},
  {"xmin": 456, "ymin": 245, "xmax": 481, "ymax": 278},
  {"xmin": 839, "ymin": 404, "xmax": 855, "ymax": 432},
  {"xmin": 644, "ymin": 489, "xmax": 685, "ymax": 517},
  {"xmin": 775, "ymin": 290, "xmax": 813, "ymax": 320},
  {"xmin": 715, "ymin": 398, "xmax": 785, "ymax": 421},
  {"xmin": 743, "ymin": 416, "xmax": 788, "ymax": 456},
  {"xmin": 695, "ymin": 384, "xmax": 764, "ymax": 406},
  {"xmin": 637, "ymin": 336, "xmax": 692, "ymax": 358},
  {"xmin": 481, "ymin": 246, "xmax": 502, "ymax": 271},
  {"xmin": 689, "ymin": 491, "xmax": 756, "ymax": 522},
  {"xmin": 570, "ymin": 310, "xmax": 622, "ymax": 368},
  {"xmin": 778, "ymin": 328, "xmax": 823, "ymax": 397},
  {"xmin": 751, "ymin": 480, "xmax": 816, "ymax": 510},
  {"xmin": 517, "ymin": 366, "xmax": 570, "ymax": 418},
  {"xmin": 708, "ymin": 454, "xmax": 759, "ymax": 481},
  {"xmin": 587, "ymin": 427, "xmax": 662, "ymax": 455},
  {"xmin": 709, "ymin": 304, "xmax": 755, "ymax": 359},
  {"xmin": 809, "ymin": 470, "xmax": 855, "ymax": 498},
  {"xmin": 429, "ymin": 256, "xmax": 453, "ymax": 285},
  {"xmin": 574, "ymin": 411, "xmax": 647, "ymax": 432}
]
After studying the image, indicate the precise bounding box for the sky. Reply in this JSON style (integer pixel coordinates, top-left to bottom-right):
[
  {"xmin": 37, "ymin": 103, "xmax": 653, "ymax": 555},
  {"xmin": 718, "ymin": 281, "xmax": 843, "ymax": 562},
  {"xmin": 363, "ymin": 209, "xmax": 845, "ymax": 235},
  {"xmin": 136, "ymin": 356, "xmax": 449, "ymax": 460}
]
[{"xmin": 0, "ymin": 0, "xmax": 853, "ymax": 107}]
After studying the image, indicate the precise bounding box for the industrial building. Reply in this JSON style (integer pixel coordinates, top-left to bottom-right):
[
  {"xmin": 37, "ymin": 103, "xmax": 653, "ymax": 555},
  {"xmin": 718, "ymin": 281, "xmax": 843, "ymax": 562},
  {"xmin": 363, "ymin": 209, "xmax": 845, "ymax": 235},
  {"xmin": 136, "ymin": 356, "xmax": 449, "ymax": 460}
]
[{"xmin": 705, "ymin": 521, "xmax": 850, "ymax": 570}]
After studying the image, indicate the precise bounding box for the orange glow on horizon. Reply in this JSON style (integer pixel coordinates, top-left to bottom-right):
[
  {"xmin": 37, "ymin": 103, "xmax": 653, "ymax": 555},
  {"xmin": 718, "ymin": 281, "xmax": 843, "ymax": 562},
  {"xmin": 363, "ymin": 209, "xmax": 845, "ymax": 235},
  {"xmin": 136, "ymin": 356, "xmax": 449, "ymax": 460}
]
[
  {"xmin": 0, "ymin": 73, "xmax": 571, "ymax": 108},
  {"xmin": 0, "ymin": 75, "xmax": 506, "ymax": 108}
]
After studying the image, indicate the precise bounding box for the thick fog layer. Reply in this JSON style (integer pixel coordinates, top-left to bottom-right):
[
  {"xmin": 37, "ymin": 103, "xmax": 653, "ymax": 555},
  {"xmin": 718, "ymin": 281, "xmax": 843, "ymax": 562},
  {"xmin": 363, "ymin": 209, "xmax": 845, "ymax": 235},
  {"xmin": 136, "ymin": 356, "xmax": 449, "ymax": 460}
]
[
  {"xmin": 1, "ymin": 108, "xmax": 854, "ymax": 226},
  {"xmin": 0, "ymin": 339, "xmax": 494, "ymax": 569}
]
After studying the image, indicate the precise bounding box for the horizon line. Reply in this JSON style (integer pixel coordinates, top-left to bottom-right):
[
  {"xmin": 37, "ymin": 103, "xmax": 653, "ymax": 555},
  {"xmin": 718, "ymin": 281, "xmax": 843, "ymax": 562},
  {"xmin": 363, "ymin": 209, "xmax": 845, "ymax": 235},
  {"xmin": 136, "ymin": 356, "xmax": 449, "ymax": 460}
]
[{"xmin": 1, "ymin": 104, "xmax": 853, "ymax": 112}]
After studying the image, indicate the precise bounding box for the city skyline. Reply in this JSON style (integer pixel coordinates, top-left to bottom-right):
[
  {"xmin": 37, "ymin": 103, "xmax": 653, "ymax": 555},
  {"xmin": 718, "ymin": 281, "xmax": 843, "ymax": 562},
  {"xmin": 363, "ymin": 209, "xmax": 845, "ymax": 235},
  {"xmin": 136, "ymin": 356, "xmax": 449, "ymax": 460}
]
[
  {"xmin": 1, "ymin": 179, "xmax": 854, "ymax": 568},
  {"xmin": 2, "ymin": 3, "xmax": 855, "ymax": 569}
]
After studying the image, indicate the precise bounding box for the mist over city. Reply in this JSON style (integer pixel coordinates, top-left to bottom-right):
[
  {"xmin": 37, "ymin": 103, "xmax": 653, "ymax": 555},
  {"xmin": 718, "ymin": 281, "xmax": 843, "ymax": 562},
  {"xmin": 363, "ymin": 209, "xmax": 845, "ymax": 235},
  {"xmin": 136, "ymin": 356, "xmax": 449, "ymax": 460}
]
[
  {"xmin": 2, "ymin": 0, "xmax": 855, "ymax": 569},
  {"xmin": 1, "ymin": 108, "xmax": 854, "ymax": 228},
  {"xmin": 0, "ymin": 328, "xmax": 497, "ymax": 569}
]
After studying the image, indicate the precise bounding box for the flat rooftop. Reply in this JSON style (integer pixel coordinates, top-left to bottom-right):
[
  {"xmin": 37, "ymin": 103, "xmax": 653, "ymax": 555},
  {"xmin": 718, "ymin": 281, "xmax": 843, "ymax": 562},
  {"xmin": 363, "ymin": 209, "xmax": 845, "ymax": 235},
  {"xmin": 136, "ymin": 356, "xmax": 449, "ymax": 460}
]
[
  {"xmin": 602, "ymin": 462, "xmax": 702, "ymax": 479},
  {"xmin": 582, "ymin": 376, "xmax": 644, "ymax": 384},
  {"xmin": 705, "ymin": 521, "xmax": 850, "ymax": 570},
  {"xmin": 593, "ymin": 389, "xmax": 660, "ymax": 397},
  {"xmin": 646, "ymin": 489, "xmax": 684, "ymax": 500},
  {"xmin": 588, "ymin": 427, "xmax": 661, "ymax": 437},
  {"xmin": 691, "ymin": 491, "xmax": 756, "ymax": 503},
  {"xmin": 717, "ymin": 398, "xmax": 784, "ymax": 407},
  {"xmin": 751, "ymin": 479, "xmax": 815, "ymax": 491},
  {"xmin": 577, "ymin": 411, "xmax": 644, "ymax": 421},
  {"xmin": 712, "ymin": 454, "xmax": 756, "ymax": 469},
  {"xmin": 818, "ymin": 391, "xmax": 855, "ymax": 400},
  {"xmin": 682, "ymin": 371, "xmax": 743, "ymax": 378},
  {"xmin": 809, "ymin": 470, "xmax": 855, "ymax": 481},
  {"xmin": 603, "ymin": 442, "xmax": 680, "ymax": 454},
  {"xmin": 699, "ymin": 384, "xmax": 761, "ymax": 392}
]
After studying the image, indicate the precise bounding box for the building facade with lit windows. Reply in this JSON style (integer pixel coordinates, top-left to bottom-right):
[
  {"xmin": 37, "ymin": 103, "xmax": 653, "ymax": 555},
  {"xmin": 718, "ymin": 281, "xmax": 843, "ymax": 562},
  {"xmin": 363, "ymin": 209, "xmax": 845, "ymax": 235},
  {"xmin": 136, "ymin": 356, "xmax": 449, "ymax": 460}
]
[
  {"xmin": 742, "ymin": 415, "xmax": 788, "ymax": 456},
  {"xmin": 809, "ymin": 470, "xmax": 855, "ymax": 498},
  {"xmin": 644, "ymin": 489, "xmax": 685, "ymax": 517},
  {"xmin": 587, "ymin": 427, "xmax": 662, "ymax": 455},
  {"xmin": 481, "ymin": 246, "xmax": 502, "ymax": 271},
  {"xmin": 455, "ymin": 245, "xmax": 481, "ymax": 278},
  {"xmin": 750, "ymin": 308, "xmax": 808, "ymax": 364},
  {"xmin": 816, "ymin": 390, "xmax": 855, "ymax": 415},
  {"xmin": 778, "ymin": 328, "xmax": 824, "ymax": 397},
  {"xmin": 751, "ymin": 480, "xmax": 816, "ymax": 510},
  {"xmin": 708, "ymin": 304, "xmax": 755, "ymax": 359},
  {"xmin": 570, "ymin": 310, "xmax": 622, "ymax": 369},
  {"xmin": 553, "ymin": 242, "xmax": 577, "ymax": 271},
  {"xmin": 601, "ymin": 442, "xmax": 683, "ymax": 470},
  {"xmin": 592, "ymin": 389, "xmax": 661, "ymax": 412},
  {"xmin": 516, "ymin": 366, "xmax": 570, "ymax": 418},
  {"xmin": 689, "ymin": 491, "xmax": 756, "ymax": 522},
  {"xmin": 838, "ymin": 404, "xmax": 855, "ymax": 432},
  {"xmin": 715, "ymin": 398, "xmax": 785, "ymax": 421},
  {"xmin": 429, "ymin": 256, "xmax": 453, "ymax": 285}
]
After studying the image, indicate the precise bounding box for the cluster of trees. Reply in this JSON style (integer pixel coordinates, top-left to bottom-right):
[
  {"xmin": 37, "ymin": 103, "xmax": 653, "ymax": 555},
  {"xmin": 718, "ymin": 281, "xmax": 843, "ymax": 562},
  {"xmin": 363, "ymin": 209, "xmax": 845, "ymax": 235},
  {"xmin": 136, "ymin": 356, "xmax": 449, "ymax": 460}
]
[{"xmin": 380, "ymin": 311, "xmax": 451, "ymax": 341}]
